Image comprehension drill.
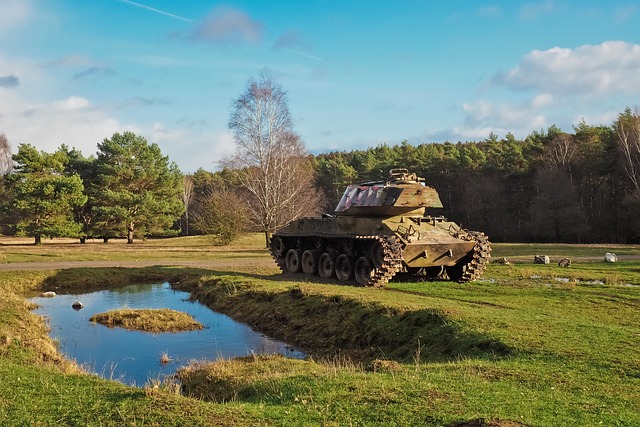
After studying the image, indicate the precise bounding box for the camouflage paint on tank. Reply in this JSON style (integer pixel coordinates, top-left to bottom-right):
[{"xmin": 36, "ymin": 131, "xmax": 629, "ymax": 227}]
[{"xmin": 270, "ymin": 168, "xmax": 491, "ymax": 286}]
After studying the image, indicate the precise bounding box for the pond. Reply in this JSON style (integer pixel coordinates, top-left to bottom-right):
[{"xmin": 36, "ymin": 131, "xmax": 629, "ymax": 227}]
[{"xmin": 31, "ymin": 282, "xmax": 304, "ymax": 386}]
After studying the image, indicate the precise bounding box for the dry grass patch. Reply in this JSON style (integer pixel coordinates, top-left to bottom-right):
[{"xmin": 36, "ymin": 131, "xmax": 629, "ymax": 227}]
[
  {"xmin": 177, "ymin": 354, "xmax": 330, "ymax": 403},
  {"xmin": 90, "ymin": 308, "xmax": 203, "ymax": 333}
]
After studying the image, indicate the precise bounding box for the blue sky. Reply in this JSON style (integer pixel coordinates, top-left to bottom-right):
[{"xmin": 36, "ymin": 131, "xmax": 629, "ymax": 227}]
[{"xmin": 1, "ymin": 0, "xmax": 639, "ymax": 172}]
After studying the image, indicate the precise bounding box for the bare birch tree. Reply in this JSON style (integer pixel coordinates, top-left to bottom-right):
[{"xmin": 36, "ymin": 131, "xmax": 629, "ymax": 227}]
[
  {"xmin": 0, "ymin": 133, "xmax": 12, "ymax": 175},
  {"xmin": 225, "ymin": 75, "xmax": 324, "ymax": 246},
  {"xmin": 182, "ymin": 175, "xmax": 195, "ymax": 235},
  {"xmin": 614, "ymin": 107, "xmax": 640, "ymax": 194},
  {"xmin": 545, "ymin": 133, "xmax": 576, "ymax": 171}
]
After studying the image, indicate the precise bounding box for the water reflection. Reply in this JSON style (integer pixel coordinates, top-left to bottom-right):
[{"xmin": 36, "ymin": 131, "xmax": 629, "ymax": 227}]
[{"xmin": 32, "ymin": 282, "xmax": 303, "ymax": 386}]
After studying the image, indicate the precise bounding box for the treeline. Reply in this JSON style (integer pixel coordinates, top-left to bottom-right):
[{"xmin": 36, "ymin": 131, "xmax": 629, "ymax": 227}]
[
  {"xmin": 0, "ymin": 131, "xmax": 184, "ymax": 244},
  {"xmin": 313, "ymin": 108, "xmax": 640, "ymax": 243},
  {"xmin": 2, "ymin": 108, "xmax": 639, "ymax": 245}
]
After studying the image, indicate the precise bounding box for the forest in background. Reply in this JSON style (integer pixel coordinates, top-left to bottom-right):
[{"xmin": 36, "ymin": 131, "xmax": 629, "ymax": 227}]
[
  {"xmin": 2, "ymin": 107, "xmax": 640, "ymax": 245},
  {"xmin": 311, "ymin": 109, "xmax": 640, "ymax": 244}
]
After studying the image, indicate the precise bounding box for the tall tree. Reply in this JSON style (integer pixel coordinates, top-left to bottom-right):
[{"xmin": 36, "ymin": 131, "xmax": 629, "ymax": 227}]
[
  {"xmin": 0, "ymin": 133, "xmax": 12, "ymax": 234},
  {"xmin": 613, "ymin": 108, "xmax": 640, "ymax": 239},
  {"xmin": 0, "ymin": 133, "xmax": 12, "ymax": 175},
  {"xmin": 5, "ymin": 144, "xmax": 86, "ymax": 244},
  {"xmin": 614, "ymin": 108, "xmax": 640, "ymax": 194},
  {"xmin": 93, "ymin": 131, "xmax": 184, "ymax": 244},
  {"xmin": 181, "ymin": 175, "xmax": 195, "ymax": 236},
  {"xmin": 225, "ymin": 75, "xmax": 324, "ymax": 246},
  {"xmin": 56, "ymin": 145, "xmax": 98, "ymax": 243},
  {"xmin": 545, "ymin": 133, "xmax": 577, "ymax": 174}
]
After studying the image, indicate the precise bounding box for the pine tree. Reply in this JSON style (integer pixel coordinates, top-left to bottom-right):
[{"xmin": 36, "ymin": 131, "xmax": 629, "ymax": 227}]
[{"xmin": 93, "ymin": 131, "xmax": 184, "ymax": 243}]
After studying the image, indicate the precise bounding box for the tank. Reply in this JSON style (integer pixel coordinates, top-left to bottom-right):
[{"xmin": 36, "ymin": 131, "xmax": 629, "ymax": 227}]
[{"xmin": 269, "ymin": 168, "xmax": 491, "ymax": 287}]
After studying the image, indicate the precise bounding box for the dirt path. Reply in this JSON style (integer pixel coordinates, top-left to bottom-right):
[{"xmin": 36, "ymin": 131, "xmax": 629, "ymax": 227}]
[
  {"xmin": 0, "ymin": 258, "xmax": 276, "ymax": 272},
  {"xmin": 2, "ymin": 254, "xmax": 639, "ymax": 272}
]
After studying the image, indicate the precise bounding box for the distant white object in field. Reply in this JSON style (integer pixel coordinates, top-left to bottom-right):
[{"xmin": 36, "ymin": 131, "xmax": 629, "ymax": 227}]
[
  {"xmin": 40, "ymin": 291, "xmax": 56, "ymax": 297},
  {"xmin": 534, "ymin": 255, "xmax": 550, "ymax": 264},
  {"xmin": 604, "ymin": 253, "xmax": 617, "ymax": 263}
]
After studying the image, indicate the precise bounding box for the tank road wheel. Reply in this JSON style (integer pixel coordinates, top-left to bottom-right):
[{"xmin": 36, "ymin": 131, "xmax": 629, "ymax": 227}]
[
  {"xmin": 335, "ymin": 254, "xmax": 354, "ymax": 282},
  {"xmin": 318, "ymin": 252, "xmax": 335, "ymax": 279},
  {"xmin": 271, "ymin": 236, "xmax": 286, "ymax": 257},
  {"xmin": 370, "ymin": 241, "xmax": 386, "ymax": 268},
  {"xmin": 354, "ymin": 257, "xmax": 375, "ymax": 286},
  {"xmin": 285, "ymin": 249, "xmax": 302, "ymax": 273},
  {"xmin": 301, "ymin": 250, "xmax": 319, "ymax": 275}
]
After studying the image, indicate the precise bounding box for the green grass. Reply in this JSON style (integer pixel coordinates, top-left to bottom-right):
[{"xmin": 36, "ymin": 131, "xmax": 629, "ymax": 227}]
[
  {"xmin": 491, "ymin": 242, "xmax": 640, "ymax": 262},
  {"xmin": 0, "ymin": 236, "xmax": 638, "ymax": 426},
  {"xmin": 0, "ymin": 233, "xmax": 268, "ymax": 264},
  {"xmin": 90, "ymin": 308, "xmax": 204, "ymax": 333},
  {"xmin": 172, "ymin": 266, "xmax": 639, "ymax": 426}
]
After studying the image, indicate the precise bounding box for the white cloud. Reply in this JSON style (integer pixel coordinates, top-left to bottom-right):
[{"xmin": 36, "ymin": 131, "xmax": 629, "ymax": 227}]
[
  {"xmin": 148, "ymin": 123, "xmax": 234, "ymax": 172},
  {"xmin": 51, "ymin": 96, "xmax": 90, "ymax": 111},
  {"xmin": 571, "ymin": 110, "xmax": 620, "ymax": 128},
  {"xmin": 0, "ymin": 54, "xmax": 227, "ymax": 172},
  {"xmin": 425, "ymin": 41, "xmax": 640, "ymax": 142},
  {"xmin": 0, "ymin": 0, "xmax": 32, "ymax": 33},
  {"xmin": 0, "ymin": 91, "xmax": 122, "ymax": 154},
  {"xmin": 0, "ymin": 56, "xmax": 119, "ymax": 155},
  {"xmin": 493, "ymin": 41, "xmax": 640, "ymax": 96},
  {"xmin": 531, "ymin": 93, "xmax": 554, "ymax": 108},
  {"xmin": 0, "ymin": 86, "xmax": 229, "ymax": 171},
  {"xmin": 0, "ymin": 55, "xmax": 42, "ymax": 89},
  {"xmin": 461, "ymin": 99, "xmax": 548, "ymax": 135}
]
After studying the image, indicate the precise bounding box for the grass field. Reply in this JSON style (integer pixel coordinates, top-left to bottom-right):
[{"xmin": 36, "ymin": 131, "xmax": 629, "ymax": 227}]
[{"xmin": 0, "ymin": 235, "xmax": 638, "ymax": 426}]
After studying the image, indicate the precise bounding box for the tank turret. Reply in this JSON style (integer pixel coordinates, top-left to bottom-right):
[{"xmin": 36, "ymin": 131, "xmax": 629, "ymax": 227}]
[
  {"xmin": 334, "ymin": 168, "xmax": 443, "ymax": 217},
  {"xmin": 270, "ymin": 169, "xmax": 491, "ymax": 287}
]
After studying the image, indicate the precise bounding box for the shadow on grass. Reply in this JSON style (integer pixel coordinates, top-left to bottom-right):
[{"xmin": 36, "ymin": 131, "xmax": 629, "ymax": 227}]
[{"xmin": 182, "ymin": 275, "xmax": 514, "ymax": 364}]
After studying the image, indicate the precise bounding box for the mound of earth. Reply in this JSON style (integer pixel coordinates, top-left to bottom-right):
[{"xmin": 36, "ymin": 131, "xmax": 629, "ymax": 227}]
[{"xmin": 90, "ymin": 308, "xmax": 203, "ymax": 333}]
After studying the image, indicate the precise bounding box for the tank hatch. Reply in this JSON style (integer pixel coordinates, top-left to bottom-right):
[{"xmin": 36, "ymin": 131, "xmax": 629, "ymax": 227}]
[{"xmin": 334, "ymin": 168, "xmax": 443, "ymax": 217}]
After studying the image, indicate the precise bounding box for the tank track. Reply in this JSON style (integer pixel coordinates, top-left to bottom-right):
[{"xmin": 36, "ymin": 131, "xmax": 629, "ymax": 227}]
[
  {"xmin": 273, "ymin": 252, "xmax": 287, "ymax": 272},
  {"xmin": 269, "ymin": 234, "xmax": 404, "ymax": 288},
  {"xmin": 366, "ymin": 235, "xmax": 404, "ymax": 288},
  {"xmin": 458, "ymin": 231, "xmax": 491, "ymax": 282}
]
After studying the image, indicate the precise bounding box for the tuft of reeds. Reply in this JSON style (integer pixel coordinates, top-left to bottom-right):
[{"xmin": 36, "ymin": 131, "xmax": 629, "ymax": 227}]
[{"xmin": 90, "ymin": 308, "xmax": 203, "ymax": 333}]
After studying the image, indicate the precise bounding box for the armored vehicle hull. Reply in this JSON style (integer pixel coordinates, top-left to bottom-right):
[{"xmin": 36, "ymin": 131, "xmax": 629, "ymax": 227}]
[{"xmin": 270, "ymin": 169, "xmax": 491, "ymax": 287}]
